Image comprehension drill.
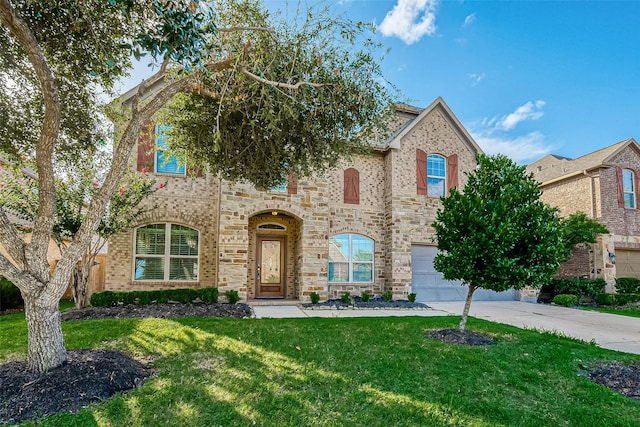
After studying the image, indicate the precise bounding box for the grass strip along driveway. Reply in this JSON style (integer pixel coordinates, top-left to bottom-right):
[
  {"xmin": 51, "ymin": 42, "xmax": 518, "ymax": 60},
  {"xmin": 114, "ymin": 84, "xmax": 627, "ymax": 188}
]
[{"xmin": 2, "ymin": 311, "xmax": 640, "ymax": 426}]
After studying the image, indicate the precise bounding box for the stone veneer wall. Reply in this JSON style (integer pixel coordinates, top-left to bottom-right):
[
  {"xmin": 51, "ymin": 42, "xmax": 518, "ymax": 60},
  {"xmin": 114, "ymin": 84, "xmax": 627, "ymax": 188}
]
[
  {"xmin": 385, "ymin": 107, "xmax": 477, "ymax": 297},
  {"xmin": 105, "ymin": 172, "xmax": 219, "ymax": 291}
]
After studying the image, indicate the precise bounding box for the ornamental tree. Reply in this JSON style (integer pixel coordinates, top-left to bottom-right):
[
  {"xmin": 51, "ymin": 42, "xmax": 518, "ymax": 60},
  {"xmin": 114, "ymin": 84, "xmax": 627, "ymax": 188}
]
[
  {"xmin": 0, "ymin": 151, "xmax": 158, "ymax": 309},
  {"xmin": 432, "ymin": 154, "xmax": 565, "ymax": 331},
  {"xmin": 0, "ymin": 0, "xmax": 394, "ymax": 372},
  {"xmin": 558, "ymin": 211, "xmax": 609, "ymax": 260}
]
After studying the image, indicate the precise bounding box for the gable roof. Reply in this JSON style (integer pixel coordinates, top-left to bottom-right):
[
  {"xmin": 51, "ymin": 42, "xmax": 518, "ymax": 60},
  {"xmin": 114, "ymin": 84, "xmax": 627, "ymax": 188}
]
[
  {"xmin": 527, "ymin": 138, "xmax": 640, "ymax": 184},
  {"xmin": 383, "ymin": 97, "xmax": 482, "ymax": 155}
]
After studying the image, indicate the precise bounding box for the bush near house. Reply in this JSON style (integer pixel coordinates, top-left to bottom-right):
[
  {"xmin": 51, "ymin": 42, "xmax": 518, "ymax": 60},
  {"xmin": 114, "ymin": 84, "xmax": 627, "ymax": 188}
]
[
  {"xmin": 0, "ymin": 276, "xmax": 23, "ymax": 310},
  {"xmin": 539, "ymin": 278, "xmax": 605, "ymax": 303},
  {"xmin": 553, "ymin": 294, "xmax": 578, "ymax": 307},
  {"xmin": 615, "ymin": 278, "xmax": 640, "ymax": 294},
  {"xmin": 595, "ymin": 293, "xmax": 640, "ymax": 306},
  {"xmin": 90, "ymin": 288, "xmax": 219, "ymax": 307}
]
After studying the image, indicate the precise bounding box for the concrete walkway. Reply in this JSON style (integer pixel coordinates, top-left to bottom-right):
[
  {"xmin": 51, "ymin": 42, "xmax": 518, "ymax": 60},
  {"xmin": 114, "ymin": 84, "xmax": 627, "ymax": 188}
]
[{"xmin": 251, "ymin": 301, "xmax": 640, "ymax": 355}]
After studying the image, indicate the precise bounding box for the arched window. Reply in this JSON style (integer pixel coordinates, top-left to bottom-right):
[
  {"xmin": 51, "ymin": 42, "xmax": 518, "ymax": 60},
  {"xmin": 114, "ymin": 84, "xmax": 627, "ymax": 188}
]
[
  {"xmin": 417, "ymin": 150, "xmax": 458, "ymax": 196},
  {"xmin": 134, "ymin": 224, "xmax": 199, "ymax": 281},
  {"xmin": 328, "ymin": 234, "xmax": 374, "ymax": 283}
]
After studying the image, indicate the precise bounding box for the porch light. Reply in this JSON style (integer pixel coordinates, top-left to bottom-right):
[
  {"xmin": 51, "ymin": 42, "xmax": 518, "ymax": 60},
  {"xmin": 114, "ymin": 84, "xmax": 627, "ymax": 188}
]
[
  {"xmin": 608, "ymin": 250, "xmax": 616, "ymax": 265},
  {"xmin": 272, "ymin": 211, "xmax": 278, "ymax": 216}
]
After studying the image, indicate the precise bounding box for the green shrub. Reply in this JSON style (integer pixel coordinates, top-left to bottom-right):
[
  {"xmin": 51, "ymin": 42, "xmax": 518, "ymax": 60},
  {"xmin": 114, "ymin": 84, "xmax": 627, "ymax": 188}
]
[
  {"xmin": 595, "ymin": 293, "xmax": 640, "ymax": 306},
  {"xmin": 553, "ymin": 294, "xmax": 578, "ymax": 307},
  {"xmin": 225, "ymin": 290, "xmax": 240, "ymax": 304},
  {"xmin": 197, "ymin": 287, "xmax": 219, "ymax": 303},
  {"xmin": 310, "ymin": 292, "xmax": 320, "ymax": 304},
  {"xmin": 615, "ymin": 278, "xmax": 640, "ymax": 294},
  {"xmin": 360, "ymin": 291, "xmax": 370, "ymax": 302},
  {"xmin": 382, "ymin": 290, "xmax": 393, "ymax": 302},
  {"xmin": 408, "ymin": 292, "xmax": 417, "ymax": 302},
  {"xmin": 553, "ymin": 277, "xmax": 605, "ymax": 299},
  {"xmin": 340, "ymin": 291, "xmax": 351, "ymax": 303},
  {"xmin": 0, "ymin": 276, "xmax": 23, "ymax": 310},
  {"xmin": 90, "ymin": 288, "xmax": 207, "ymax": 307}
]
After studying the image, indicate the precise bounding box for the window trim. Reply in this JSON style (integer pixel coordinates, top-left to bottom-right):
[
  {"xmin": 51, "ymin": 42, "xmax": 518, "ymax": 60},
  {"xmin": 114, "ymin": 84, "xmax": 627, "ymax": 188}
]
[
  {"xmin": 623, "ymin": 169, "xmax": 636, "ymax": 209},
  {"xmin": 133, "ymin": 223, "xmax": 199, "ymax": 282},
  {"xmin": 328, "ymin": 233, "xmax": 374, "ymax": 283},
  {"xmin": 427, "ymin": 154, "xmax": 447, "ymax": 197},
  {"xmin": 155, "ymin": 125, "xmax": 186, "ymax": 176}
]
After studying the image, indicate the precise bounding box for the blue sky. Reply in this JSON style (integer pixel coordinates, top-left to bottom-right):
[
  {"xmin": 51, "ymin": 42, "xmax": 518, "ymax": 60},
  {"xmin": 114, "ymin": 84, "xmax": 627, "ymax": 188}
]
[{"xmin": 119, "ymin": 0, "xmax": 640, "ymax": 164}]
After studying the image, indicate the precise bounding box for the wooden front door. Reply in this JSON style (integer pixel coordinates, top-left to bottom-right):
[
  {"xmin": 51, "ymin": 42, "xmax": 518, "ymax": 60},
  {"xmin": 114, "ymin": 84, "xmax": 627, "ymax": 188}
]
[{"xmin": 257, "ymin": 236, "xmax": 286, "ymax": 297}]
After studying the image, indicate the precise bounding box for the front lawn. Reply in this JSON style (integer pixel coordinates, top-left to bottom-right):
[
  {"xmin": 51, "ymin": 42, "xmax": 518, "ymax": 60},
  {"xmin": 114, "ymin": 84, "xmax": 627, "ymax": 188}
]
[
  {"xmin": 584, "ymin": 306, "xmax": 640, "ymax": 318},
  {"xmin": 1, "ymin": 312, "xmax": 640, "ymax": 426}
]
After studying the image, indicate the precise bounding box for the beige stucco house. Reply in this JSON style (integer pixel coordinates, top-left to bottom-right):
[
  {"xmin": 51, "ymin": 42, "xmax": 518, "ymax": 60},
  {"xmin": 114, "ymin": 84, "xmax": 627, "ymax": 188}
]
[
  {"xmin": 106, "ymin": 97, "xmax": 520, "ymax": 302},
  {"xmin": 527, "ymin": 138, "xmax": 640, "ymax": 291}
]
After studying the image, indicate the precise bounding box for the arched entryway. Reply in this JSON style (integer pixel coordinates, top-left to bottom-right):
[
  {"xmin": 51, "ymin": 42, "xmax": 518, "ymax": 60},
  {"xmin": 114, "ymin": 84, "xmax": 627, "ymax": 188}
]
[{"xmin": 247, "ymin": 211, "xmax": 302, "ymax": 299}]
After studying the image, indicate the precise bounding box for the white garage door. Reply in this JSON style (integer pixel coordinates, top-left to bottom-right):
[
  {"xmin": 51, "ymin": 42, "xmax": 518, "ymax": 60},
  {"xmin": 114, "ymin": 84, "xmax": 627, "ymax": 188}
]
[
  {"xmin": 616, "ymin": 250, "xmax": 640, "ymax": 279},
  {"xmin": 411, "ymin": 245, "xmax": 519, "ymax": 302}
]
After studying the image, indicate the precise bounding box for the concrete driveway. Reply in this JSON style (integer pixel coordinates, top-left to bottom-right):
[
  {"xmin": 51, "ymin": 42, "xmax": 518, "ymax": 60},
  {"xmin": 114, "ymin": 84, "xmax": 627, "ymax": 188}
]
[{"xmin": 252, "ymin": 301, "xmax": 640, "ymax": 355}]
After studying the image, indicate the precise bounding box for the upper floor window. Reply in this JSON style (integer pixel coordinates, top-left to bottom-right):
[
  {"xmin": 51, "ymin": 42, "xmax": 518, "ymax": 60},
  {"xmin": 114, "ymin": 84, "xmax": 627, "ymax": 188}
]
[
  {"xmin": 623, "ymin": 169, "xmax": 636, "ymax": 209},
  {"xmin": 134, "ymin": 223, "xmax": 199, "ymax": 281},
  {"xmin": 427, "ymin": 154, "xmax": 446, "ymax": 197},
  {"xmin": 156, "ymin": 125, "xmax": 185, "ymax": 175},
  {"xmin": 417, "ymin": 150, "xmax": 458, "ymax": 196},
  {"xmin": 328, "ymin": 234, "xmax": 373, "ymax": 283},
  {"xmin": 344, "ymin": 168, "xmax": 360, "ymax": 204}
]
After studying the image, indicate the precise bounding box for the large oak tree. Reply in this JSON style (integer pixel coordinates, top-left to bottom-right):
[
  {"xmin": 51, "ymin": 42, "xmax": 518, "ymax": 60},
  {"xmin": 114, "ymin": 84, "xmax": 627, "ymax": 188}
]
[{"xmin": 0, "ymin": 0, "xmax": 395, "ymax": 372}]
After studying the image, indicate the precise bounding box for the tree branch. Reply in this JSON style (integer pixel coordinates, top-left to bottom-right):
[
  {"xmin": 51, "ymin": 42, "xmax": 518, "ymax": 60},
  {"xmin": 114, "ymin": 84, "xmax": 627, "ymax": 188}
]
[
  {"xmin": 241, "ymin": 68, "xmax": 327, "ymax": 90},
  {"xmin": 0, "ymin": 0, "xmax": 59, "ymax": 282},
  {"xmin": 0, "ymin": 207, "xmax": 26, "ymax": 269}
]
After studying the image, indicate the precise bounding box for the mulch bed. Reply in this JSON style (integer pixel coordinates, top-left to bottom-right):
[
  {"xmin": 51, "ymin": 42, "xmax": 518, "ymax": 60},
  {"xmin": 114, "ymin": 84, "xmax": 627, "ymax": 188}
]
[
  {"xmin": 588, "ymin": 362, "xmax": 640, "ymax": 400},
  {"xmin": 60, "ymin": 302, "xmax": 253, "ymax": 321},
  {"xmin": 428, "ymin": 328, "xmax": 496, "ymax": 346},
  {"xmin": 0, "ymin": 349, "xmax": 152, "ymax": 426}
]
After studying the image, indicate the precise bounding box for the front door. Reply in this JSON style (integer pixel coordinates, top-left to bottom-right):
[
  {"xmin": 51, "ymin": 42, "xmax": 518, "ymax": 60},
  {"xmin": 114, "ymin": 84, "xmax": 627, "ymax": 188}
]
[{"xmin": 257, "ymin": 236, "xmax": 286, "ymax": 297}]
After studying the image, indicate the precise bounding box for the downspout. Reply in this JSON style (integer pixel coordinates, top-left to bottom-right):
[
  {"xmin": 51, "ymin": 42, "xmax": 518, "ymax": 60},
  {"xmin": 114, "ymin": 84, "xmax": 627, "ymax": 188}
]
[{"xmin": 215, "ymin": 176, "xmax": 222, "ymax": 289}]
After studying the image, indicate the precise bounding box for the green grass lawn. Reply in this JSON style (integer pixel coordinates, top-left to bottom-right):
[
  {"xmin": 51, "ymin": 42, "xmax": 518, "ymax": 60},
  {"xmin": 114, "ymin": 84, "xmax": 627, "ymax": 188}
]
[
  {"xmin": 584, "ymin": 306, "xmax": 640, "ymax": 318},
  {"xmin": 2, "ymin": 311, "xmax": 640, "ymax": 427}
]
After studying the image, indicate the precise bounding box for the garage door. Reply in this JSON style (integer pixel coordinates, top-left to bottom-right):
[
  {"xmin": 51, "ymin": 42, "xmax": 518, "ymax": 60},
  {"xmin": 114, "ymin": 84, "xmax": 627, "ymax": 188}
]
[
  {"xmin": 411, "ymin": 245, "xmax": 519, "ymax": 302},
  {"xmin": 616, "ymin": 250, "xmax": 640, "ymax": 279}
]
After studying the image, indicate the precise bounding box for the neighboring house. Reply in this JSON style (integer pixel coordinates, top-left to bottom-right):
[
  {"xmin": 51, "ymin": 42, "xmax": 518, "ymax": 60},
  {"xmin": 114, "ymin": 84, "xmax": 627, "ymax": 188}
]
[
  {"xmin": 106, "ymin": 97, "xmax": 517, "ymax": 302},
  {"xmin": 527, "ymin": 138, "xmax": 640, "ymax": 291}
]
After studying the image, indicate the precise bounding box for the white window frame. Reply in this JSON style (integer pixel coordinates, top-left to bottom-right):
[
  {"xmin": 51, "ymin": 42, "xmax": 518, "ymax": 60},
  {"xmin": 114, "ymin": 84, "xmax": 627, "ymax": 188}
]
[
  {"xmin": 155, "ymin": 125, "xmax": 186, "ymax": 176},
  {"xmin": 328, "ymin": 234, "xmax": 374, "ymax": 283},
  {"xmin": 623, "ymin": 169, "xmax": 636, "ymax": 209},
  {"xmin": 134, "ymin": 223, "xmax": 199, "ymax": 282},
  {"xmin": 427, "ymin": 154, "xmax": 446, "ymax": 197}
]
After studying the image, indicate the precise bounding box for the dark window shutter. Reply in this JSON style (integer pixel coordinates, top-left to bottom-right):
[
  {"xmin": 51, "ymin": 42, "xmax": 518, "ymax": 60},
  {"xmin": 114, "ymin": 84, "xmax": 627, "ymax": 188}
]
[
  {"xmin": 416, "ymin": 149, "xmax": 427, "ymax": 195},
  {"xmin": 344, "ymin": 168, "xmax": 360, "ymax": 204},
  {"xmin": 287, "ymin": 174, "xmax": 298, "ymax": 195},
  {"xmin": 186, "ymin": 165, "xmax": 204, "ymax": 178},
  {"xmin": 137, "ymin": 120, "xmax": 155, "ymax": 173},
  {"xmin": 447, "ymin": 154, "xmax": 459, "ymax": 195},
  {"xmin": 617, "ymin": 167, "xmax": 625, "ymax": 208}
]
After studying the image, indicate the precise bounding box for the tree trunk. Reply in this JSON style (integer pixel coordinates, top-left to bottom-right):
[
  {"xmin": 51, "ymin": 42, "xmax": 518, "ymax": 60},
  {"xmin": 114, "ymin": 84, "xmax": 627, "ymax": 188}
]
[
  {"xmin": 23, "ymin": 289, "xmax": 67, "ymax": 372},
  {"xmin": 71, "ymin": 255, "xmax": 93, "ymax": 309},
  {"xmin": 459, "ymin": 283, "xmax": 477, "ymax": 332}
]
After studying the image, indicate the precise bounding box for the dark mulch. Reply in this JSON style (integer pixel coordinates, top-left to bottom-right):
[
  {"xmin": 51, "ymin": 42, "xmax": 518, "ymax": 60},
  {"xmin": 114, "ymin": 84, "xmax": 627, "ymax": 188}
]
[
  {"xmin": 0, "ymin": 349, "xmax": 153, "ymax": 426},
  {"xmin": 302, "ymin": 297, "xmax": 429, "ymax": 310},
  {"xmin": 61, "ymin": 302, "xmax": 253, "ymax": 321},
  {"xmin": 428, "ymin": 328, "xmax": 495, "ymax": 346},
  {"xmin": 588, "ymin": 362, "xmax": 640, "ymax": 401}
]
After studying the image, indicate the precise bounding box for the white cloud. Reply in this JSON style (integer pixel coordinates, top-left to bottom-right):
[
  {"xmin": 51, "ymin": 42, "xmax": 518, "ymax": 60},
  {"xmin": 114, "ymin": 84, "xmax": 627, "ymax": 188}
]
[
  {"xmin": 463, "ymin": 13, "xmax": 476, "ymax": 27},
  {"xmin": 496, "ymin": 100, "xmax": 545, "ymax": 131},
  {"xmin": 379, "ymin": 0, "xmax": 438, "ymax": 45},
  {"xmin": 467, "ymin": 72, "xmax": 485, "ymax": 86},
  {"xmin": 472, "ymin": 131, "xmax": 553, "ymax": 164}
]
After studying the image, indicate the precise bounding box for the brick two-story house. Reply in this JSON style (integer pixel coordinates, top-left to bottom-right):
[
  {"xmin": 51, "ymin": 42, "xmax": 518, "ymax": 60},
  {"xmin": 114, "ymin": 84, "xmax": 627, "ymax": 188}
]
[
  {"xmin": 106, "ymin": 97, "xmax": 518, "ymax": 302},
  {"xmin": 527, "ymin": 138, "xmax": 640, "ymax": 290}
]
